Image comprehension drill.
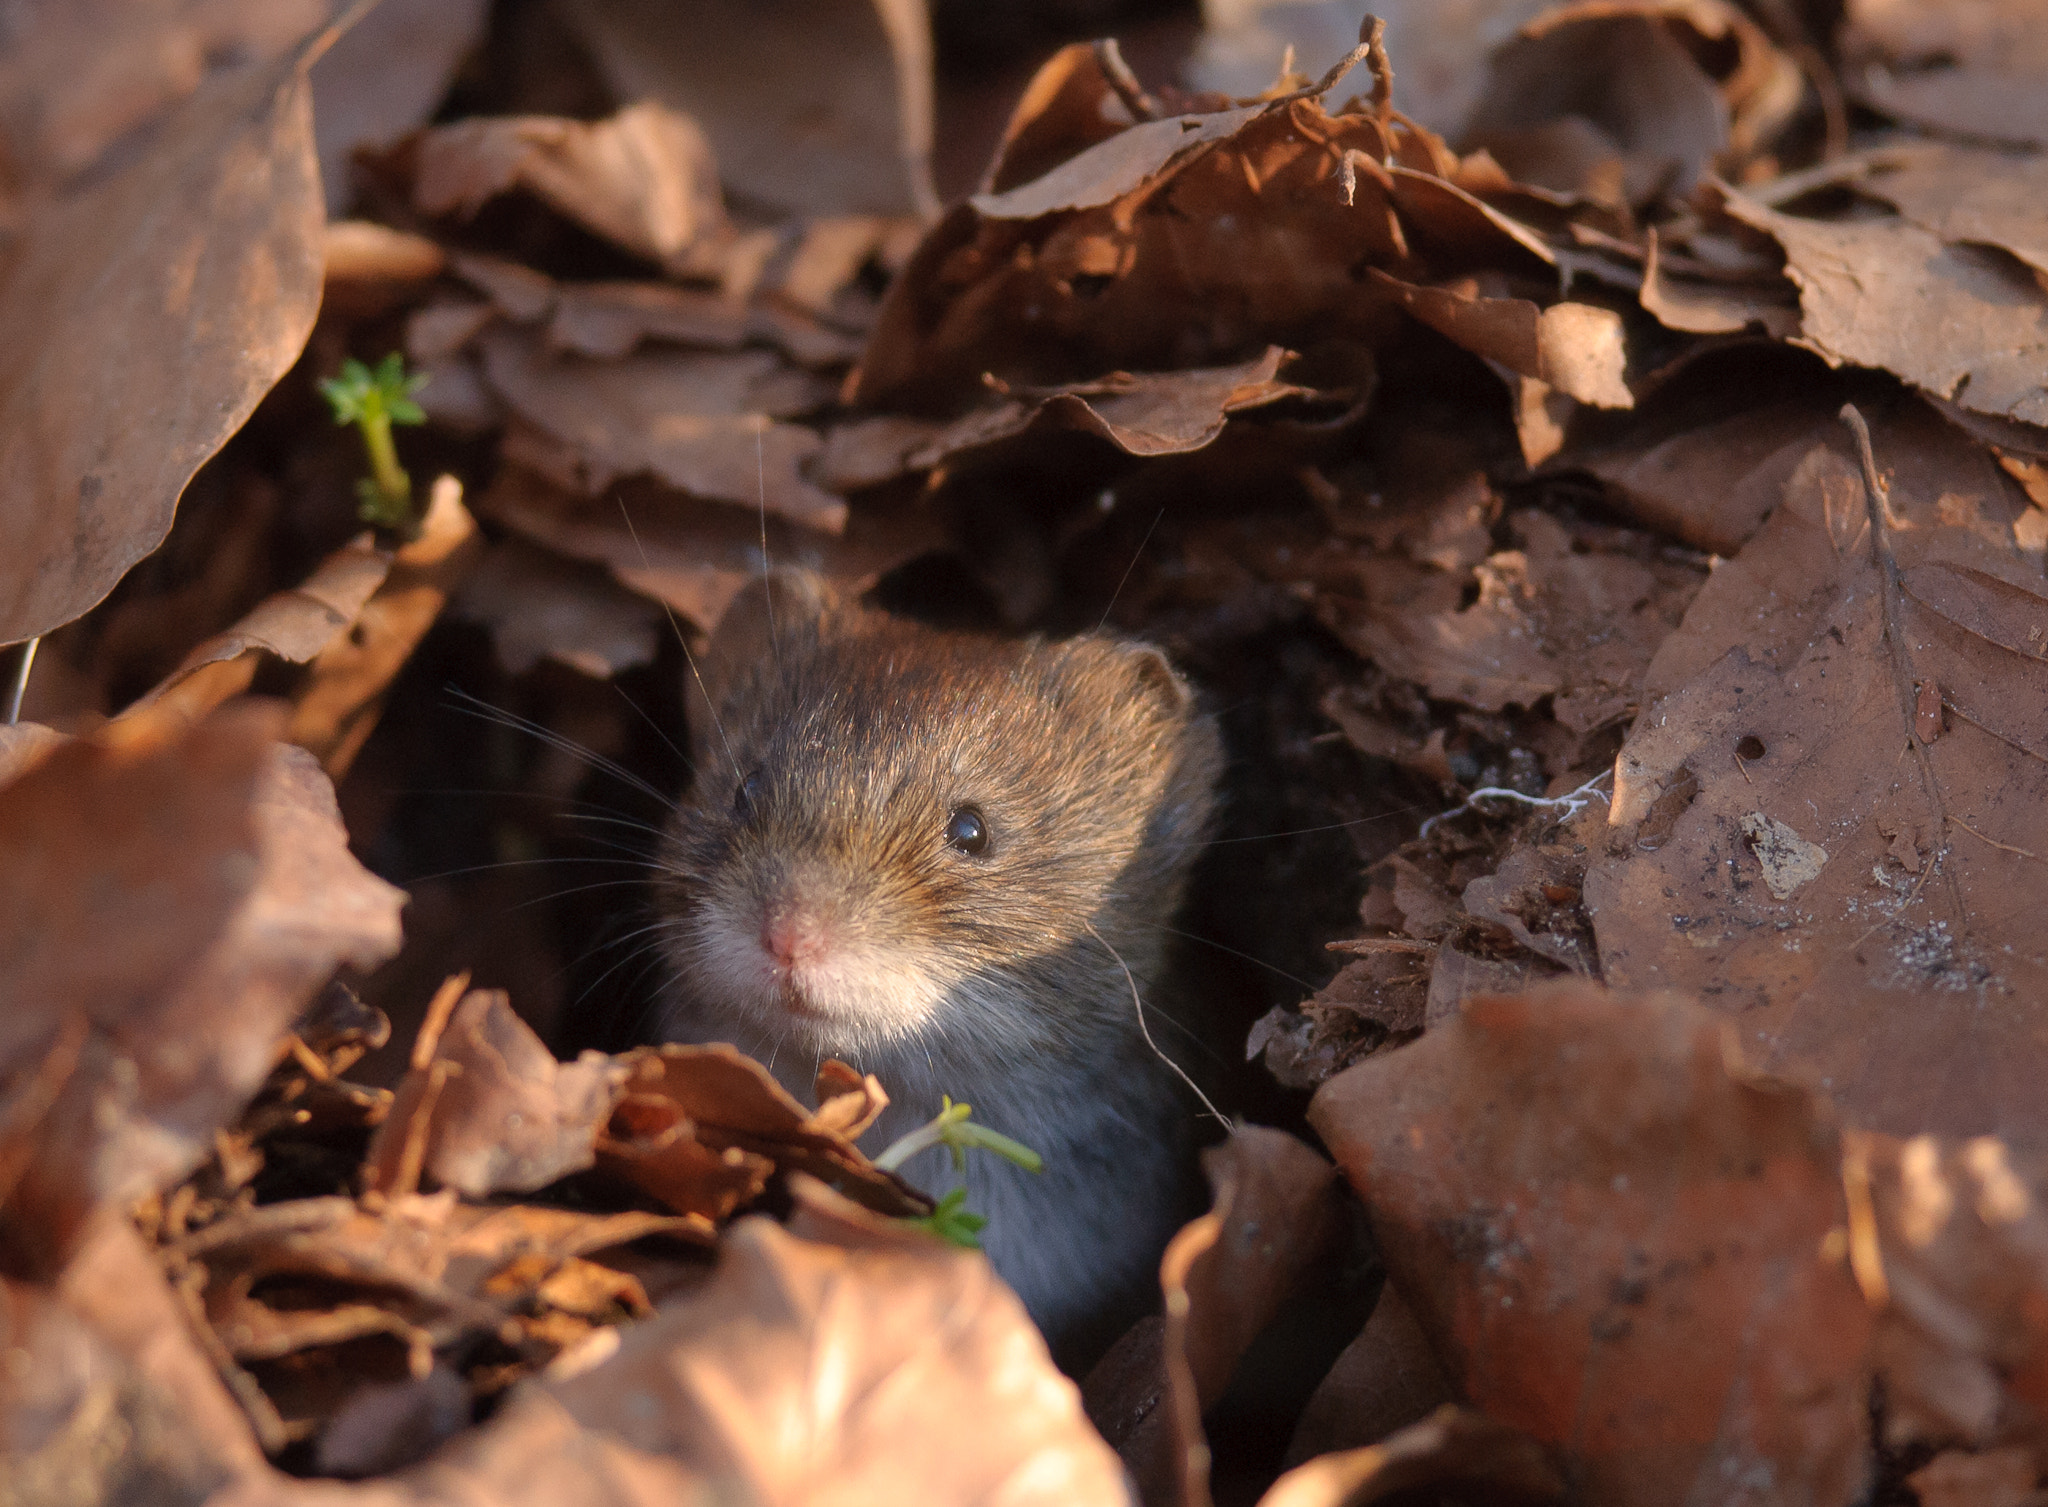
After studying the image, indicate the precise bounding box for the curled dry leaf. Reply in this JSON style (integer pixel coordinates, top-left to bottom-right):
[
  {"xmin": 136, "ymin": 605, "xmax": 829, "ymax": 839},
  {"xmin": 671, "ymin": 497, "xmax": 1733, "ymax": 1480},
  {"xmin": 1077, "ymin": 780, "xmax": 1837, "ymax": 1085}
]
[
  {"xmin": 478, "ymin": 326, "xmax": 844, "ymax": 530},
  {"xmin": 501, "ymin": 1217, "xmax": 1130, "ymax": 1505},
  {"xmin": 0, "ymin": 20, "xmax": 332, "ymax": 644},
  {"xmin": 558, "ymin": 0, "xmax": 939, "ymax": 220},
  {"xmin": 0, "ymin": 0, "xmax": 325, "ymax": 193},
  {"xmin": 1257, "ymin": 1406, "xmax": 1563, "ymax": 1507},
  {"xmin": 820, "ymin": 348, "xmax": 1311, "ymax": 491},
  {"xmin": 413, "ymin": 102, "xmax": 729, "ymax": 276},
  {"xmin": 454, "ymin": 539, "xmax": 663, "ymax": 680},
  {"xmin": 1841, "ymin": 0, "xmax": 2048, "ymax": 149},
  {"xmin": 1282, "ymin": 1286, "xmax": 1454, "ymax": 1465},
  {"xmin": 1309, "ymin": 980, "xmax": 1872, "ymax": 1506},
  {"xmin": 596, "ymin": 1044, "xmax": 927, "ymax": 1222},
  {"xmin": 285, "ymin": 476, "xmax": 483, "ymax": 779},
  {"xmin": 1723, "ymin": 187, "xmax": 2048, "ymax": 429},
  {"xmin": 1106, "ymin": 1127, "xmax": 1345, "ymax": 1507},
  {"xmin": 0, "ymin": 704, "xmax": 404, "ymax": 1273},
  {"xmin": 194, "ymin": 1216, "xmax": 1126, "ymax": 1507},
  {"xmin": 309, "ymin": 0, "xmax": 490, "ymax": 207},
  {"xmin": 1588, "ymin": 405, "xmax": 2048, "ymax": 1142},
  {"xmin": 363, "ymin": 987, "xmax": 625, "ymax": 1201},
  {"xmin": 854, "ymin": 39, "xmax": 1563, "ymax": 412},
  {"xmin": 1462, "ymin": 0, "xmax": 1802, "ymax": 205},
  {"xmin": 1318, "ymin": 508, "xmax": 1701, "ymax": 741},
  {"xmin": 1853, "ymin": 1130, "xmax": 2048, "ymax": 1461},
  {"xmin": 476, "ymin": 465, "xmax": 946, "ymax": 636},
  {"xmin": 128, "ymin": 533, "xmax": 392, "ymax": 721}
]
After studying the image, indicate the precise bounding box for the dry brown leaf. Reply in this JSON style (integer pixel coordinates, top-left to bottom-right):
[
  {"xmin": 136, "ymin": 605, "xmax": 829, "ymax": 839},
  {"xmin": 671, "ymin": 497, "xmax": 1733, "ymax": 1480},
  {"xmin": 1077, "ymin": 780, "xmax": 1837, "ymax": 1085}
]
[
  {"xmin": 478, "ymin": 326, "xmax": 844, "ymax": 529},
  {"xmin": 0, "ymin": 0, "xmax": 325, "ymax": 193},
  {"xmin": 57, "ymin": 1212, "xmax": 269, "ymax": 1478},
  {"xmin": 413, "ymin": 102, "xmax": 728, "ymax": 276},
  {"xmin": 1258, "ymin": 1407, "xmax": 1563, "ymax": 1507},
  {"xmin": 127, "ymin": 533, "xmax": 392, "ymax": 721},
  {"xmin": 476, "ymin": 465, "xmax": 945, "ymax": 636},
  {"xmin": 0, "ymin": 21, "xmax": 333, "ymax": 644},
  {"xmin": 1126, "ymin": 1127, "xmax": 1346, "ymax": 1507},
  {"xmin": 1852, "ymin": 1131, "xmax": 2048, "ymax": 1463},
  {"xmin": 0, "ymin": 704, "xmax": 404, "ymax": 1273},
  {"xmin": 454, "ymin": 539, "xmax": 663, "ymax": 680},
  {"xmin": 0, "ymin": 1269, "xmax": 248, "ymax": 1503},
  {"xmin": 322, "ymin": 221, "xmax": 448, "ymax": 321},
  {"xmin": 1368, "ymin": 273, "xmax": 1632, "ymax": 408},
  {"xmin": 1310, "ymin": 980, "xmax": 1872, "ymax": 1506},
  {"xmin": 286, "ymin": 476, "xmax": 483, "ymax": 778},
  {"xmin": 309, "ymin": 0, "xmax": 489, "ymax": 206},
  {"xmin": 1842, "ymin": 0, "xmax": 2048, "ymax": 148},
  {"xmin": 854, "ymin": 42, "xmax": 1556, "ymax": 411},
  {"xmin": 1724, "ymin": 187, "xmax": 2048, "ymax": 429},
  {"xmin": 824, "ymin": 348, "xmax": 1311, "ymax": 489},
  {"xmin": 0, "ymin": 721, "xmax": 65, "ymax": 787},
  {"xmin": 1319, "ymin": 508, "xmax": 1699, "ymax": 738},
  {"xmin": 595, "ymin": 1044, "xmax": 927, "ymax": 1221},
  {"xmin": 1906, "ymin": 1449, "xmax": 2045, "ymax": 1507},
  {"xmin": 1282, "ymin": 1287, "xmax": 1454, "ymax": 1466},
  {"xmin": 363, "ymin": 988, "xmax": 625, "ymax": 1201},
  {"xmin": 1189, "ymin": 0, "xmax": 1557, "ymax": 141},
  {"xmin": 506, "ymin": 1217, "xmax": 1129, "ymax": 1505},
  {"xmin": 1590, "ymin": 404, "xmax": 2048, "ymax": 1142},
  {"xmin": 558, "ymin": 0, "xmax": 939, "ymax": 219},
  {"xmin": 1463, "ymin": 0, "xmax": 1801, "ymax": 205},
  {"xmin": 1637, "ymin": 227, "xmax": 1799, "ymax": 340},
  {"xmin": 1855, "ymin": 143, "xmax": 2048, "ymax": 279},
  {"xmin": 545, "ymin": 281, "xmax": 752, "ymax": 360},
  {"xmin": 1567, "ymin": 354, "xmax": 1843, "ymax": 554}
]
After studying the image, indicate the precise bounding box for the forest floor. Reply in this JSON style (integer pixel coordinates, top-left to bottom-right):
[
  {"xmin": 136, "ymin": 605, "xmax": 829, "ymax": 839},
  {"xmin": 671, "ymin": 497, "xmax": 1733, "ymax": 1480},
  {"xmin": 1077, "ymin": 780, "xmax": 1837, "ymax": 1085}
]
[{"xmin": 4, "ymin": 2, "xmax": 2048, "ymax": 1504}]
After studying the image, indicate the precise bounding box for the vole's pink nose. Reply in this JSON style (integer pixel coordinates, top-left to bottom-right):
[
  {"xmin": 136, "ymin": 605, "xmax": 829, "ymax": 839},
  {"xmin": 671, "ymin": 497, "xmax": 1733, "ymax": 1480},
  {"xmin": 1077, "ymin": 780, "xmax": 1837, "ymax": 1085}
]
[{"xmin": 760, "ymin": 902, "xmax": 829, "ymax": 969}]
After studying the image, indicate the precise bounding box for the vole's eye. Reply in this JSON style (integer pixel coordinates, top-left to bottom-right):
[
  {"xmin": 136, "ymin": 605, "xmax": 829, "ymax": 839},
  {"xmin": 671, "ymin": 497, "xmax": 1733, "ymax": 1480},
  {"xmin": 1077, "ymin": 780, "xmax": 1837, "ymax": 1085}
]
[
  {"xmin": 733, "ymin": 769, "xmax": 765, "ymax": 818},
  {"xmin": 944, "ymin": 806, "xmax": 989, "ymax": 855}
]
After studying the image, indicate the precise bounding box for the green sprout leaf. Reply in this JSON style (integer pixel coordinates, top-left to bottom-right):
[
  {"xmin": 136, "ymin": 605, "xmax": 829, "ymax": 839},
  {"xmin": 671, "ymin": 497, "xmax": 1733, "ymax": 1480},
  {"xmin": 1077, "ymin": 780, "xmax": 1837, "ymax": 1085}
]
[
  {"xmin": 873, "ymin": 1096, "xmax": 1044, "ymax": 1176},
  {"xmin": 875, "ymin": 1097, "xmax": 1042, "ymax": 1248},
  {"xmin": 318, "ymin": 353, "xmax": 428, "ymax": 532},
  {"xmin": 901, "ymin": 1187, "xmax": 989, "ymax": 1249}
]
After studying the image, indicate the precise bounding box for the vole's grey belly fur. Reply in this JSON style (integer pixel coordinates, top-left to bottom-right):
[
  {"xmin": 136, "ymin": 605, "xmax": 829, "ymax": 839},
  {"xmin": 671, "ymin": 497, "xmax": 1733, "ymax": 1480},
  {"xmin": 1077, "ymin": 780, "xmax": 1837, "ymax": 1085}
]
[{"xmin": 653, "ymin": 569, "xmax": 1222, "ymax": 1350}]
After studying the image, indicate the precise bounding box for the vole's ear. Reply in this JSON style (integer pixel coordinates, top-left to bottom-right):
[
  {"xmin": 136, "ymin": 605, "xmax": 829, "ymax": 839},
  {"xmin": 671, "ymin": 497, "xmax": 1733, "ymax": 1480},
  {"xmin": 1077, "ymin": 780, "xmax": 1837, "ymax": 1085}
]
[
  {"xmin": 1094, "ymin": 639, "xmax": 1197, "ymax": 719},
  {"xmin": 706, "ymin": 568, "xmax": 835, "ymax": 666}
]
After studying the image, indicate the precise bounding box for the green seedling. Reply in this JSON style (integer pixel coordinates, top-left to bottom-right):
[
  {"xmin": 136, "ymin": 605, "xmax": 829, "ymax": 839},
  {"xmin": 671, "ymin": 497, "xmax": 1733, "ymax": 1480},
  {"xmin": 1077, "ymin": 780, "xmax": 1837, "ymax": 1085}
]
[
  {"xmin": 902, "ymin": 1188, "xmax": 988, "ymax": 1249},
  {"xmin": 319, "ymin": 353, "xmax": 428, "ymax": 532},
  {"xmin": 875, "ymin": 1097, "xmax": 1042, "ymax": 1251}
]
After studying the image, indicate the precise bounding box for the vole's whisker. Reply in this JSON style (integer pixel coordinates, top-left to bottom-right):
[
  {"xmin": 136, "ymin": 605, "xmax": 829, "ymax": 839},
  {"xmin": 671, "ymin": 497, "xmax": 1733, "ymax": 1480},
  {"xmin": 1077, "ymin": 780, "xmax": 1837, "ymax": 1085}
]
[
  {"xmin": 1085, "ymin": 921, "xmax": 1229, "ymax": 1129},
  {"xmin": 614, "ymin": 494, "xmax": 739, "ymax": 774},
  {"xmin": 446, "ymin": 689, "xmax": 675, "ymax": 808},
  {"xmin": 403, "ymin": 854, "xmax": 667, "ymax": 887},
  {"xmin": 613, "ymin": 679, "xmax": 692, "ymax": 775},
  {"xmin": 756, "ymin": 427, "xmax": 783, "ymax": 682},
  {"xmin": 1131, "ymin": 921, "xmax": 1319, "ymax": 994},
  {"xmin": 1095, "ymin": 505, "xmax": 1165, "ymax": 633}
]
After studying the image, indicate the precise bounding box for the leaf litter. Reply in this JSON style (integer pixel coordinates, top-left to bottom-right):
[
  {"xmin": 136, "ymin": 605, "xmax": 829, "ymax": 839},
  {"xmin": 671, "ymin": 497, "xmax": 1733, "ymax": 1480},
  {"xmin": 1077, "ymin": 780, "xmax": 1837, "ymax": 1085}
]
[{"xmin": 8, "ymin": 1, "xmax": 2048, "ymax": 1504}]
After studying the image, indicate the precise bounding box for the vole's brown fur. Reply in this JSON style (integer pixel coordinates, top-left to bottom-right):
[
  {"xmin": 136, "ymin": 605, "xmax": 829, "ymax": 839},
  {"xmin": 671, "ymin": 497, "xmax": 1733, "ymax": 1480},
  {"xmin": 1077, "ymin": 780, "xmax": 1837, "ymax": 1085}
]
[{"xmin": 655, "ymin": 571, "xmax": 1223, "ymax": 1354}]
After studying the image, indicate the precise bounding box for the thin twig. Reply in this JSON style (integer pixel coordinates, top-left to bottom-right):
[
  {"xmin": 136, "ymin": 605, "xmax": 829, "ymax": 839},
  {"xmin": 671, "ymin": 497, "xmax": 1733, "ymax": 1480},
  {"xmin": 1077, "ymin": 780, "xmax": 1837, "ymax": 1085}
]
[
  {"xmin": 1840, "ymin": 403, "xmax": 1964, "ymax": 920},
  {"xmin": 1094, "ymin": 38, "xmax": 1159, "ymax": 122}
]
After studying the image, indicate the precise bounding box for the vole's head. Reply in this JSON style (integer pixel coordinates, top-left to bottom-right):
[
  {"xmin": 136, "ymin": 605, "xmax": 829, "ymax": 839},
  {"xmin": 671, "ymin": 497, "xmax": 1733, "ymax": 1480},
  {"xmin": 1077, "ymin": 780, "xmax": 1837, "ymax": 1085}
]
[{"xmin": 656, "ymin": 579, "xmax": 1221, "ymax": 1066}]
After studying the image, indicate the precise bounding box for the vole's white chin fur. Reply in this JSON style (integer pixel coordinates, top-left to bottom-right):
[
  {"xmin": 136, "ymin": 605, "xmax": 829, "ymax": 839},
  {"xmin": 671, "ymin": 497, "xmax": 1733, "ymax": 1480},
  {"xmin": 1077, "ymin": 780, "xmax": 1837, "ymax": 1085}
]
[{"xmin": 684, "ymin": 900, "xmax": 960, "ymax": 1056}]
